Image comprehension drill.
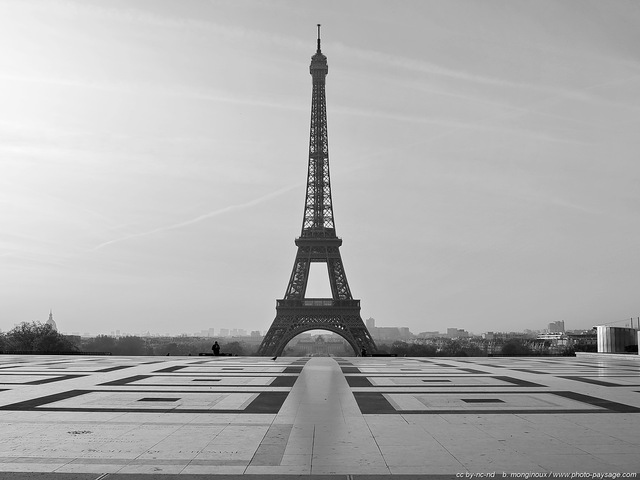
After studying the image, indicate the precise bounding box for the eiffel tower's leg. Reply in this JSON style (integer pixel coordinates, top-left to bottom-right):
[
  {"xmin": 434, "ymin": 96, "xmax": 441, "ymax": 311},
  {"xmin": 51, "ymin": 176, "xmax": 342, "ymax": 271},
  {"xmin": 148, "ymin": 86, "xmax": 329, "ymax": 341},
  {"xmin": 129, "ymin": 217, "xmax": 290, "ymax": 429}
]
[
  {"xmin": 284, "ymin": 250, "xmax": 310, "ymax": 299},
  {"xmin": 257, "ymin": 317, "xmax": 289, "ymax": 356},
  {"xmin": 327, "ymin": 256, "xmax": 352, "ymax": 300}
]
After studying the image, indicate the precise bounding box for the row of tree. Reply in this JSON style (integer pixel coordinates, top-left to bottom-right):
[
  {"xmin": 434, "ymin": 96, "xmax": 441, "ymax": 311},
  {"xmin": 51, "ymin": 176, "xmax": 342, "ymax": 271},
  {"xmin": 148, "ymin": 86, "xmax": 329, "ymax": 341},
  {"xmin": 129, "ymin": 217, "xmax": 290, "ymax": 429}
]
[
  {"xmin": 82, "ymin": 335, "xmax": 247, "ymax": 356},
  {"xmin": 376, "ymin": 340, "xmax": 485, "ymax": 357},
  {"xmin": 0, "ymin": 322, "xmax": 248, "ymax": 356},
  {"xmin": 376, "ymin": 338, "xmax": 576, "ymax": 357},
  {"xmin": 2, "ymin": 322, "xmax": 582, "ymax": 357},
  {"xmin": 0, "ymin": 322, "xmax": 79, "ymax": 353}
]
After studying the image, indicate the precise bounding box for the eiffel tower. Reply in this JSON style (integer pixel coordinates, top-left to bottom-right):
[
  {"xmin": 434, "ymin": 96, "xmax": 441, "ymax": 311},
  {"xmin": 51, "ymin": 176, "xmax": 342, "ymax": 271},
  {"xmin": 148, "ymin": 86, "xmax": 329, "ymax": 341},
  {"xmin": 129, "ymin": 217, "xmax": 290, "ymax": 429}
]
[{"xmin": 257, "ymin": 26, "xmax": 377, "ymax": 357}]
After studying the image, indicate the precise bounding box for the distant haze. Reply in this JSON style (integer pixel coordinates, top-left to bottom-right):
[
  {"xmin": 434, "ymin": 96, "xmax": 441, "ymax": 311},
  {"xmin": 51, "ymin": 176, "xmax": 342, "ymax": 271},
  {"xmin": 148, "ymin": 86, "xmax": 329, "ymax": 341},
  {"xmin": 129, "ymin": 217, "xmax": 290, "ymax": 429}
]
[{"xmin": 1, "ymin": 0, "xmax": 639, "ymax": 336}]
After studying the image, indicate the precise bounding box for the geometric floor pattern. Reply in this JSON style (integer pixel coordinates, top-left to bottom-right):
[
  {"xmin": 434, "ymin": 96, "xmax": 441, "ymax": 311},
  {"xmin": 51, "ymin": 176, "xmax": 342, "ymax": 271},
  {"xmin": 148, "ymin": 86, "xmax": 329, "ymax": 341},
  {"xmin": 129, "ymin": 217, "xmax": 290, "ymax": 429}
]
[{"xmin": 0, "ymin": 354, "xmax": 639, "ymax": 477}]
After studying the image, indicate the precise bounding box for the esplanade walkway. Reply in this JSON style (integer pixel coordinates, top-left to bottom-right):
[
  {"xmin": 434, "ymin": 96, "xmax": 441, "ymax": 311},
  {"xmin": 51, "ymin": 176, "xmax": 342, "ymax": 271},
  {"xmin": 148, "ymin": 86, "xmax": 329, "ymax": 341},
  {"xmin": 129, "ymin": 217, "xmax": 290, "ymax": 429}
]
[{"xmin": 0, "ymin": 354, "xmax": 639, "ymax": 478}]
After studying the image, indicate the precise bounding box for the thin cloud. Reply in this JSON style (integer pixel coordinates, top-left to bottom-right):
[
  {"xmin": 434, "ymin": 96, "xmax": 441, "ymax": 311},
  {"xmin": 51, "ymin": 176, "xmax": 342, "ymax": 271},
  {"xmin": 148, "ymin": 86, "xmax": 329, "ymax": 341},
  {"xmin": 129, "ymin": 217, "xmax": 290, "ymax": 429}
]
[
  {"xmin": 3, "ymin": 0, "xmax": 574, "ymax": 98},
  {"xmin": 0, "ymin": 72, "xmax": 304, "ymax": 112},
  {"xmin": 2, "ymin": 0, "xmax": 309, "ymax": 53},
  {"xmin": 333, "ymin": 42, "xmax": 583, "ymax": 97},
  {"xmin": 91, "ymin": 183, "xmax": 301, "ymax": 252}
]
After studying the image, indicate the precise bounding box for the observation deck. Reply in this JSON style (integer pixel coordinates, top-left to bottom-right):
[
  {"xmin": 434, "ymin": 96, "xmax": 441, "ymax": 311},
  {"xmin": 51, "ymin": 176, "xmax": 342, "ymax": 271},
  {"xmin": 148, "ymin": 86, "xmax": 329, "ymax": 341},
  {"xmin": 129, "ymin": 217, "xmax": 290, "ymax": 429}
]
[{"xmin": 276, "ymin": 298, "xmax": 360, "ymax": 308}]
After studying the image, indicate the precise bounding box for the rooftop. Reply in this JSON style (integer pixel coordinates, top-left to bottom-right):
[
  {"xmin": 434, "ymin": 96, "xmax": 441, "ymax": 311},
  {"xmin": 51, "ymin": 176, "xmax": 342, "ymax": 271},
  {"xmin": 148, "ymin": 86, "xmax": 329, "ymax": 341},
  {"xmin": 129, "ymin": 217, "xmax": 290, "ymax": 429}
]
[{"xmin": 0, "ymin": 354, "xmax": 638, "ymax": 478}]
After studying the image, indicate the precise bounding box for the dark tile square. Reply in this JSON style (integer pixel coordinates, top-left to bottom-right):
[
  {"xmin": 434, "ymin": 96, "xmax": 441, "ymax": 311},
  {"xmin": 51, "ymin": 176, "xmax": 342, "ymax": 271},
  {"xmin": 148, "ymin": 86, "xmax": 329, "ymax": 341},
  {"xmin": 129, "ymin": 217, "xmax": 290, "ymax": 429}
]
[
  {"xmin": 138, "ymin": 397, "xmax": 180, "ymax": 402},
  {"xmin": 461, "ymin": 398, "xmax": 505, "ymax": 403},
  {"xmin": 283, "ymin": 366, "xmax": 302, "ymax": 373},
  {"xmin": 341, "ymin": 367, "xmax": 360, "ymax": 374},
  {"xmin": 347, "ymin": 376, "xmax": 373, "ymax": 387},
  {"xmin": 270, "ymin": 376, "xmax": 297, "ymax": 387}
]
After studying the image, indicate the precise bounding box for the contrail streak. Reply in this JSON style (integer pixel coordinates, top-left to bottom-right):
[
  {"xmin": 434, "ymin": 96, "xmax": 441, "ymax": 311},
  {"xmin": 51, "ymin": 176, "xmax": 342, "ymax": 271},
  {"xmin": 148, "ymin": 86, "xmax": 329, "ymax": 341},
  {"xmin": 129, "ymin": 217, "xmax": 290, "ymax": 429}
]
[{"xmin": 91, "ymin": 183, "xmax": 301, "ymax": 251}]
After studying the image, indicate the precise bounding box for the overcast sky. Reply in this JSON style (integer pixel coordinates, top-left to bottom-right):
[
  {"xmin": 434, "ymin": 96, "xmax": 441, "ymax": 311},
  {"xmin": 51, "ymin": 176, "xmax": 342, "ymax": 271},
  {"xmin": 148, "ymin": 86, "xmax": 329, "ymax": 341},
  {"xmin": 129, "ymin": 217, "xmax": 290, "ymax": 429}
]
[{"xmin": 1, "ymin": 0, "xmax": 639, "ymax": 336}]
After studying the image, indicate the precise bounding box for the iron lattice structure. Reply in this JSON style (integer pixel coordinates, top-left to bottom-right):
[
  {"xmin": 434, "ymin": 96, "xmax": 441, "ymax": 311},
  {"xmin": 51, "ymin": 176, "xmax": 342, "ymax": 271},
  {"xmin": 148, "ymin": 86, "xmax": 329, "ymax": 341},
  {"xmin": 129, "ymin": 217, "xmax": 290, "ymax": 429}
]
[{"xmin": 258, "ymin": 27, "xmax": 377, "ymax": 357}]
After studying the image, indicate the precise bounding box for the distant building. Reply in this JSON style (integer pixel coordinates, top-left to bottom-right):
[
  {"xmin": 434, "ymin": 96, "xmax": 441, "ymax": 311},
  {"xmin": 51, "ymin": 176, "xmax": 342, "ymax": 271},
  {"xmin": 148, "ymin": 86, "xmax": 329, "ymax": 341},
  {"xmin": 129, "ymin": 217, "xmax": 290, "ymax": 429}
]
[
  {"xmin": 548, "ymin": 321, "xmax": 565, "ymax": 333},
  {"xmin": 418, "ymin": 331, "xmax": 441, "ymax": 338},
  {"xmin": 46, "ymin": 310, "xmax": 57, "ymax": 331},
  {"xmin": 375, "ymin": 327, "xmax": 401, "ymax": 341},
  {"xmin": 295, "ymin": 335, "xmax": 349, "ymax": 356},
  {"xmin": 366, "ymin": 317, "xmax": 413, "ymax": 342},
  {"xmin": 537, "ymin": 332, "xmax": 568, "ymax": 353},
  {"xmin": 566, "ymin": 331, "xmax": 597, "ymax": 351},
  {"xmin": 398, "ymin": 327, "xmax": 411, "ymax": 339},
  {"xmin": 219, "ymin": 328, "xmax": 229, "ymax": 337},
  {"xmin": 596, "ymin": 326, "xmax": 638, "ymax": 353},
  {"xmin": 447, "ymin": 328, "xmax": 469, "ymax": 338}
]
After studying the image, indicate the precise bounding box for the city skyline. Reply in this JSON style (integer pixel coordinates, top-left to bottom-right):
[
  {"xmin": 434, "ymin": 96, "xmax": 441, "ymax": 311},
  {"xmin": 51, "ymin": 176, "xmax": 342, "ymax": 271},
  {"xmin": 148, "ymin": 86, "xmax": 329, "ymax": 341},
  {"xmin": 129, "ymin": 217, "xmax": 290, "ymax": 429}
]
[
  {"xmin": 8, "ymin": 310, "xmax": 606, "ymax": 340},
  {"xmin": 2, "ymin": 1, "xmax": 640, "ymax": 336}
]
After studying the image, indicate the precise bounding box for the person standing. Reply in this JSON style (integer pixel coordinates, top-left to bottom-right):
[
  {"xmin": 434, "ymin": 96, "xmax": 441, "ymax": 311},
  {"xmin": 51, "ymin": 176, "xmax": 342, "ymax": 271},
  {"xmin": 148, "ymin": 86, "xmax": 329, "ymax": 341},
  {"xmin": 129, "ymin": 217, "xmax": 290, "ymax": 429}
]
[{"xmin": 212, "ymin": 341, "xmax": 220, "ymax": 356}]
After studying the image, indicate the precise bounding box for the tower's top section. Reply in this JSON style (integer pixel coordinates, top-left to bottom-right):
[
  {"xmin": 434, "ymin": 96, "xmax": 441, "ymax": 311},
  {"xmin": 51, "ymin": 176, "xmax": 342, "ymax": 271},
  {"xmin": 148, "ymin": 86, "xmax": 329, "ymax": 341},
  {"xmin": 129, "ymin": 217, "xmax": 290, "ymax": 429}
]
[
  {"xmin": 310, "ymin": 24, "xmax": 328, "ymax": 77},
  {"xmin": 301, "ymin": 23, "xmax": 335, "ymax": 238}
]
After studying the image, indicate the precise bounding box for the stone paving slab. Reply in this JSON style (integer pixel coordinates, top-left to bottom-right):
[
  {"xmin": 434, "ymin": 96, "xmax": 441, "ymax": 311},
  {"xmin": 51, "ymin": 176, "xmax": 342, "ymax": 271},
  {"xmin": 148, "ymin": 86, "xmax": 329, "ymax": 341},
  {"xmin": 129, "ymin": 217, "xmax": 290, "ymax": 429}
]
[{"xmin": 0, "ymin": 354, "xmax": 639, "ymax": 476}]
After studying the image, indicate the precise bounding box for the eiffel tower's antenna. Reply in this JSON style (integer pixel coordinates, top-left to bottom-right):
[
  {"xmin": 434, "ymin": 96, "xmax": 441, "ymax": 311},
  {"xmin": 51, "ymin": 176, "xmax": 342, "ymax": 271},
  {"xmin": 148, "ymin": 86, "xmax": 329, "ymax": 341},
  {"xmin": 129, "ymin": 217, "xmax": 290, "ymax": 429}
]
[{"xmin": 317, "ymin": 24, "xmax": 321, "ymax": 52}]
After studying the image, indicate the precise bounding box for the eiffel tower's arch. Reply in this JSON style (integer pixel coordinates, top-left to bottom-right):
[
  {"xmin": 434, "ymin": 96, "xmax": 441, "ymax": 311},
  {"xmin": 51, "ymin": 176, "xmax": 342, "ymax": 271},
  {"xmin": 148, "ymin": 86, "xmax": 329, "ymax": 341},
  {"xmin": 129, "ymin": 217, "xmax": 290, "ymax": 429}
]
[{"xmin": 260, "ymin": 303, "xmax": 374, "ymax": 357}]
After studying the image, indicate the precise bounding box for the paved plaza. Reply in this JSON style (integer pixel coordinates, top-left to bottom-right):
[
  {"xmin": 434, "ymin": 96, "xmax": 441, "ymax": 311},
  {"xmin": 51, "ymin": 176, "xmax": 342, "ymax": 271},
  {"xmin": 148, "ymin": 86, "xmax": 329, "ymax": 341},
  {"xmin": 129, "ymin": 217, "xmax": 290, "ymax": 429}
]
[{"xmin": 0, "ymin": 354, "xmax": 638, "ymax": 478}]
